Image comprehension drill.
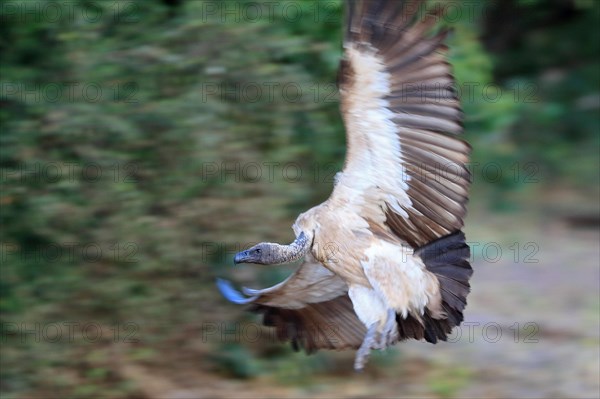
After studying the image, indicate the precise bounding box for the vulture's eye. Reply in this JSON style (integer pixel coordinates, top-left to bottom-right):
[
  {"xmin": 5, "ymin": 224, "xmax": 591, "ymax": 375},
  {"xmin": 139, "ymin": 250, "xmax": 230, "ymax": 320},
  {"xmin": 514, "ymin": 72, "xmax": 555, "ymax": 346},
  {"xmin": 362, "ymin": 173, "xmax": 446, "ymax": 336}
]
[{"xmin": 254, "ymin": 249, "xmax": 261, "ymax": 254}]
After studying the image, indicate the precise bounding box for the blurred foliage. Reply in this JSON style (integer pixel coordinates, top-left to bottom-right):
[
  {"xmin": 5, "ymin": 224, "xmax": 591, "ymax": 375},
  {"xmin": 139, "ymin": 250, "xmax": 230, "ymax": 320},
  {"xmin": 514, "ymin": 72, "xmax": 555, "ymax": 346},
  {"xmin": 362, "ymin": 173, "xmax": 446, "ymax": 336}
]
[{"xmin": 0, "ymin": 0, "xmax": 598, "ymax": 397}]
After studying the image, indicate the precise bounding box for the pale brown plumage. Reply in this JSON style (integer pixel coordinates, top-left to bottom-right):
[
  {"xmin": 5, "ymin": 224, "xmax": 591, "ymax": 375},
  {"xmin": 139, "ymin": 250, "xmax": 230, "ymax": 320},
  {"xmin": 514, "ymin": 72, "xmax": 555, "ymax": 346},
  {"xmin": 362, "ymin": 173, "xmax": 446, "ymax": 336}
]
[{"xmin": 218, "ymin": 0, "xmax": 473, "ymax": 370}]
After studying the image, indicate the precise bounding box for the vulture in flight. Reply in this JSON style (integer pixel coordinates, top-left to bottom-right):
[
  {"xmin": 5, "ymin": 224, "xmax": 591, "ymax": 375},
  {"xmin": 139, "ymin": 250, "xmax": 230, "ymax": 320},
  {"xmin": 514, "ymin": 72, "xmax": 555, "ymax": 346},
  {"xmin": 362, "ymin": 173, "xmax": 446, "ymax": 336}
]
[{"xmin": 218, "ymin": 0, "xmax": 473, "ymax": 371}]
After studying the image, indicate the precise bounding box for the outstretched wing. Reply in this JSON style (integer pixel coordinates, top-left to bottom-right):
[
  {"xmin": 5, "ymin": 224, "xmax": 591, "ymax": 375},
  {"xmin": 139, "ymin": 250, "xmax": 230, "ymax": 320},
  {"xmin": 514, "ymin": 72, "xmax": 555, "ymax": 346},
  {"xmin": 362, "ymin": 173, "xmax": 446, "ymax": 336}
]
[
  {"xmin": 335, "ymin": 0, "xmax": 471, "ymax": 248},
  {"xmin": 217, "ymin": 256, "xmax": 366, "ymax": 352}
]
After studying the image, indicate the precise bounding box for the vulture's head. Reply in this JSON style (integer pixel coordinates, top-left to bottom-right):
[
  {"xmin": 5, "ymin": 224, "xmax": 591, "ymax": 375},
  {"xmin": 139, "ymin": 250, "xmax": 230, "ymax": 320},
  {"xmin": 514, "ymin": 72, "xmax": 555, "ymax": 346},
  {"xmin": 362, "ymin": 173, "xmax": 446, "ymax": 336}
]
[
  {"xmin": 234, "ymin": 243, "xmax": 276, "ymax": 265},
  {"xmin": 234, "ymin": 232, "xmax": 310, "ymax": 265}
]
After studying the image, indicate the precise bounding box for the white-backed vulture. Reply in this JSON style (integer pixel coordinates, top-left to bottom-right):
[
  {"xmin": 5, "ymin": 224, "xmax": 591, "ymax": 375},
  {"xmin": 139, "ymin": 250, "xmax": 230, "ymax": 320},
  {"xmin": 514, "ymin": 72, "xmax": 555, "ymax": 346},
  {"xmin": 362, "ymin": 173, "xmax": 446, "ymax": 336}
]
[{"xmin": 218, "ymin": 0, "xmax": 473, "ymax": 371}]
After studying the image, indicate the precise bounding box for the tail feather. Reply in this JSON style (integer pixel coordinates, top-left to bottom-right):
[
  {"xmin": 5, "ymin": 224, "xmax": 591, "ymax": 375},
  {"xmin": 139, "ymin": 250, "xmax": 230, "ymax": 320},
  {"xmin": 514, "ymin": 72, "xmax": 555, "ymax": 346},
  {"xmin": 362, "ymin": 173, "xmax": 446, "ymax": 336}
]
[{"xmin": 397, "ymin": 231, "xmax": 473, "ymax": 344}]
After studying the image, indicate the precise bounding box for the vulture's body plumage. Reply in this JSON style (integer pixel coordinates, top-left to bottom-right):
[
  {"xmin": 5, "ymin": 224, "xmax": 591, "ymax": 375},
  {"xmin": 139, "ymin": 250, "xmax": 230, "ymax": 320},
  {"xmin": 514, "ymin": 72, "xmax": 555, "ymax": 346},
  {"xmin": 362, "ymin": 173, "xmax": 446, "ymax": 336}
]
[{"xmin": 218, "ymin": 0, "xmax": 473, "ymax": 370}]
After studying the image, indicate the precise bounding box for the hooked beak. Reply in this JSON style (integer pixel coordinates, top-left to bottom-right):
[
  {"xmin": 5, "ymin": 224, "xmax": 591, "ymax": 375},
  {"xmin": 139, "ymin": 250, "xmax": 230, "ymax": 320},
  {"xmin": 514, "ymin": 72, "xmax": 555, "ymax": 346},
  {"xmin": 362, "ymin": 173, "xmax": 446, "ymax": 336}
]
[{"xmin": 234, "ymin": 250, "xmax": 250, "ymax": 264}]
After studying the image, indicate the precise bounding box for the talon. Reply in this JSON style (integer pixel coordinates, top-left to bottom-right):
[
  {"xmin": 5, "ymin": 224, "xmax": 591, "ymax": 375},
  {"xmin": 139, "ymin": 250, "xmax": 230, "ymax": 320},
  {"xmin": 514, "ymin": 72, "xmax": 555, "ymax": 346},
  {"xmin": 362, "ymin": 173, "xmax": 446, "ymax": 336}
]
[
  {"xmin": 378, "ymin": 309, "xmax": 398, "ymax": 348},
  {"xmin": 354, "ymin": 323, "xmax": 378, "ymax": 371}
]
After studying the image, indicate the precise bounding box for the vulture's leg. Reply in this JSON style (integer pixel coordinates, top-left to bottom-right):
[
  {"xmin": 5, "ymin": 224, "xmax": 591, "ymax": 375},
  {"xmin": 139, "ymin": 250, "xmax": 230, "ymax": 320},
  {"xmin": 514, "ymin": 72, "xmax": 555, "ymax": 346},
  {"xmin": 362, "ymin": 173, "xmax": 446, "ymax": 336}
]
[
  {"xmin": 379, "ymin": 309, "xmax": 399, "ymax": 347},
  {"xmin": 354, "ymin": 323, "xmax": 378, "ymax": 371}
]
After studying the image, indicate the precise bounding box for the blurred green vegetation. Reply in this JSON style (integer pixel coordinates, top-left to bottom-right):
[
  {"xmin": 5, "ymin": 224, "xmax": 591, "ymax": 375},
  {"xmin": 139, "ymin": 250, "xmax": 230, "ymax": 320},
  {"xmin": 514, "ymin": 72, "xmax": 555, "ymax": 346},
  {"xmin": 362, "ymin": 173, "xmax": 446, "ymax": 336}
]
[{"xmin": 1, "ymin": 0, "xmax": 598, "ymax": 397}]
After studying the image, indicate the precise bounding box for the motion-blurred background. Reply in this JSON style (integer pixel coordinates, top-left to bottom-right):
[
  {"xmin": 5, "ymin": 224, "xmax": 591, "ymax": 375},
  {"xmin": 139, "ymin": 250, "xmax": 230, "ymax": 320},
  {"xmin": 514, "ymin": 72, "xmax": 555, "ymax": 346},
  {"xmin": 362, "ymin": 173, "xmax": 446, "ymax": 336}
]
[{"xmin": 1, "ymin": 0, "xmax": 599, "ymax": 398}]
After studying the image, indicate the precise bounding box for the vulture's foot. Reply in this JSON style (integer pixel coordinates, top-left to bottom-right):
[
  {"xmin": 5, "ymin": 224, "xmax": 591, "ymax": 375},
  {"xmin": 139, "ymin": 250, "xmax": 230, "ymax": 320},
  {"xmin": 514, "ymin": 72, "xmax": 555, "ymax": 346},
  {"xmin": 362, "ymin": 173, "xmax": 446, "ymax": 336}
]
[
  {"xmin": 378, "ymin": 309, "xmax": 399, "ymax": 348},
  {"xmin": 354, "ymin": 323, "xmax": 378, "ymax": 371}
]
